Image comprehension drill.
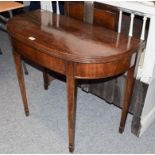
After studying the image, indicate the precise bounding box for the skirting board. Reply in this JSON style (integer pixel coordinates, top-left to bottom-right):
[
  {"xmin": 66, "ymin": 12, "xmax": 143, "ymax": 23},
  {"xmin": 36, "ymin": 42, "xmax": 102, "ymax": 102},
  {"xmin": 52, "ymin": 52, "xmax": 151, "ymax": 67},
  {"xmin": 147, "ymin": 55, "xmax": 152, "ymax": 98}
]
[{"xmin": 139, "ymin": 106, "xmax": 155, "ymax": 136}]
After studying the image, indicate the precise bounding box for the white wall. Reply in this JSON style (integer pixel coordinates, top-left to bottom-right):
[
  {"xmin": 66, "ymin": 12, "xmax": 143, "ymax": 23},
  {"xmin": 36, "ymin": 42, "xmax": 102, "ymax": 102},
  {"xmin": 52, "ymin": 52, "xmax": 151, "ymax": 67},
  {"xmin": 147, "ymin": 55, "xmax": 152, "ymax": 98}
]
[
  {"xmin": 23, "ymin": 1, "xmax": 30, "ymax": 7},
  {"xmin": 140, "ymin": 65, "xmax": 155, "ymax": 135}
]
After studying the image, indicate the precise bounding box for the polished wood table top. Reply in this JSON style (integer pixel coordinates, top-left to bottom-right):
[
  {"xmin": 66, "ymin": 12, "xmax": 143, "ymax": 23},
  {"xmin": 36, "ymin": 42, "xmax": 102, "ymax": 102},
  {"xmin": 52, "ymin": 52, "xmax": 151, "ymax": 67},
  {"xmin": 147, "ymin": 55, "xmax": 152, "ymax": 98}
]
[
  {"xmin": 7, "ymin": 10, "xmax": 143, "ymax": 152},
  {"xmin": 0, "ymin": 1, "xmax": 24, "ymax": 12}
]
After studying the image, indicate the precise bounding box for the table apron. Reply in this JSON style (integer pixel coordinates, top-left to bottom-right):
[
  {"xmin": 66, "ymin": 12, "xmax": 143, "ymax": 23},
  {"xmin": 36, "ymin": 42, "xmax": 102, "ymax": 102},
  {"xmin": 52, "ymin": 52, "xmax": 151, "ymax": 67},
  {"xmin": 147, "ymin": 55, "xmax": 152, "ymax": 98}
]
[
  {"xmin": 12, "ymin": 39, "xmax": 135, "ymax": 80},
  {"xmin": 13, "ymin": 40, "xmax": 66, "ymax": 75},
  {"xmin": 74, "ymin": 56, "xmax": 132, "ymax": 79}
]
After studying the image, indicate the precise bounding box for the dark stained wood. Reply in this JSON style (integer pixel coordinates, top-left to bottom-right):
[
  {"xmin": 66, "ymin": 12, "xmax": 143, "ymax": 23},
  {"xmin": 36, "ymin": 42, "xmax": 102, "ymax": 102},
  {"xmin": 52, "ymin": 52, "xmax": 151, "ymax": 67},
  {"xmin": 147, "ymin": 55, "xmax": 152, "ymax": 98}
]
[
  {"xmin": 13, "ymin": 51, "xmax": 29, "ymax": 116},
  {"xmin": 94, "ymin": 2, "xmax": 119, "ymax": 30},
  {"xmin": 93, "ymin": 9, "xmax": 116, "ymax": 30},
  {"xmin": 64, "ymin": 1, "xmax": 84, "ymax": 21},
  {"xmin": 119, "ymin": 66, "xmax": 135, "ymax": 133},
  {"xmin": 74, "ymin": 55, "xmax": 134, "ymax": 79},
  {"xmin": 22, "ymin": 62, "xmax": 28, "ymax": 75},
  {"xmin": 43, "ymin": 69, "xmax": 50, "ymax": 90},
  {"xmin": 7, "ymin": 10, "xmax": 142, "ymax": 152},
  {"xmin": 66, "ymin": 62, "xmax": 77, "ymax": 153},
  {"xmin": 0, "ymin": 48, "xmax": 2, "ymax": 55},
  {"xmin": 64, "ymin": 2, "xmax": 119, "ymax": 29}
]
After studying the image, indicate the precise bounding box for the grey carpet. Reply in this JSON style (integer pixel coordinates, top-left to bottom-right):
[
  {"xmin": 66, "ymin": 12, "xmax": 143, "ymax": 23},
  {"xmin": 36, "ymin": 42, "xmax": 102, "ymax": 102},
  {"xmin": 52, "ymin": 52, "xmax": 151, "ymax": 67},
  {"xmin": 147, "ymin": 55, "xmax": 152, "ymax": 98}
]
[{"xmin": 0, "ymin": 30, "xmax": 155, "ymax": 154}]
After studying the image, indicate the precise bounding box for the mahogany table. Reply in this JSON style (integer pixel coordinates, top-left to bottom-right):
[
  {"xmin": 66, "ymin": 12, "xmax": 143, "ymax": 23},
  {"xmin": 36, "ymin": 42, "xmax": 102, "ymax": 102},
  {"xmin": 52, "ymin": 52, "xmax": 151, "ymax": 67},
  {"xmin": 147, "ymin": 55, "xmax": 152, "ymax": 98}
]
[{"xmin": 7, "ymin": 10, "xmax": 143, "ymax": 152}]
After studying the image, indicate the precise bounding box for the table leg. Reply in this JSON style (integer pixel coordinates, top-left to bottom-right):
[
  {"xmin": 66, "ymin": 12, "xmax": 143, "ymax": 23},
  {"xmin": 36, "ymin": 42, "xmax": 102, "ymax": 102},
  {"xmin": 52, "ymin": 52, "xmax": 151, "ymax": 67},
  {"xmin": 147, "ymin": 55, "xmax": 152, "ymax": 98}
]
[
  {"xmin": 22, "ymin": 61, "xmax": 28, "ymax": 75},
  {"xmin": 13, "ymin": 51, "xmax": 29, "ymax": 116},
  {"xmin": 43, "ymin": 69, "xmax": 55, "ymax": 90},
  {"xmin": 0, "ymin": 48, "xmax": 2, "ymax": 55},
  {"xmin": 43, "ymin": 70, "xmax": 50, "ymax": 90},
  {"xmin": 119, "ymin": 66, "xmax": 135, "ymax": 133},
  {"xmin": 66, "ymin": 64, "xmax": 77, "ymax": 153}
]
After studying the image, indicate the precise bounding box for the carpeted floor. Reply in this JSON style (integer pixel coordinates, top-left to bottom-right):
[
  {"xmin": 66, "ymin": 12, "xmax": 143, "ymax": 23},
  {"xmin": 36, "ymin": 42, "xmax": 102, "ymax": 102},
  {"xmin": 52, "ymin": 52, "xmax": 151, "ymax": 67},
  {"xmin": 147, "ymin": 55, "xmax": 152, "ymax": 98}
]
[{"xmin": 0, "ymin": 30, "xmax": 155, "ymax": 153}]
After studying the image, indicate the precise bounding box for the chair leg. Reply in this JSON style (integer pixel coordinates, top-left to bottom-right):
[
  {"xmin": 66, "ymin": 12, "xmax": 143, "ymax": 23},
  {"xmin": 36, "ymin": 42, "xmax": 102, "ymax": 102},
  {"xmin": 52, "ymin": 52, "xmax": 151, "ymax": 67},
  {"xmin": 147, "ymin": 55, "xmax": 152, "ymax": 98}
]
[{"xmin": 22, "ymin": 61, "xmax": 28, "ymax": 75}]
